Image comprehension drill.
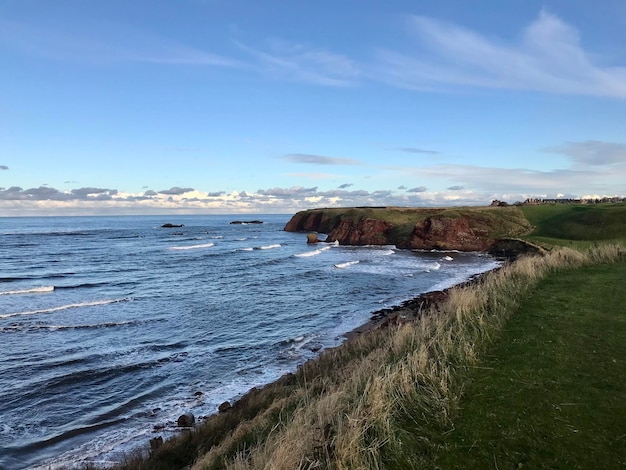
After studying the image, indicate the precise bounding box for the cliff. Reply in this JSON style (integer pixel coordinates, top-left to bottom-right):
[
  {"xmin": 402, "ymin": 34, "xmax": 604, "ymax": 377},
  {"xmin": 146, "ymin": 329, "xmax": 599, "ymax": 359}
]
[{"xmin": 284, "ymin": 206, "xmax": 536, "ymax": 254}]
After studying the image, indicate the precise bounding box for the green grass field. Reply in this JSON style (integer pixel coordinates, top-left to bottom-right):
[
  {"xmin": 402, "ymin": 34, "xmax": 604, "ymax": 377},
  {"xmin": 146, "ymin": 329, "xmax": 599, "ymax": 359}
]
[
  {"xmin": 432, "ymin": 260, "xmax": 626, "ymax": 469},
  {"xmin": 520, "ymin": 203, "xmax": 626, "ymax": 247}
]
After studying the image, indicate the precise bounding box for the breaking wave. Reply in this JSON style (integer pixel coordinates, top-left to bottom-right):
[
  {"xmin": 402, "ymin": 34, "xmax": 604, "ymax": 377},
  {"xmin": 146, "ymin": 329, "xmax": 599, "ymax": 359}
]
[
  {"xmin": 0, "ymin": 286, "xmax": 54, "ymax": 296},
  {"xmin": 168, "ymin": 243, "xmax": 215, "ymax": 251},
  {"xmin": 0, "ymin": 298, "xmax": 131, "ymax": 320},
  {"xmin": 334, "ymin": 260, "xmax": 360, "ymax": 269},
  {"xmin": 294, "ymin": 245, "xmax": 332, "ymax": 258},
  {"xmin": 0, "ymin": 320, "xmax": 139, "ymax": 333}
]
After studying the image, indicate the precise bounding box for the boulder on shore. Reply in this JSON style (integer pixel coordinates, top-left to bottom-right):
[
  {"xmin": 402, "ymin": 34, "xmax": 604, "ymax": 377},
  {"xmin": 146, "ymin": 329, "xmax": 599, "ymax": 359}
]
[
  {"xmin": 218, "ymin": 401, "xmax": 232, "ymax": 413},
  {"xmin": 177, "ymin": 412, "xmax": 195, "ymax": 427},
  {"xmin": 161, "ymin": 223, "xmax": 185, "ymax": 228}
]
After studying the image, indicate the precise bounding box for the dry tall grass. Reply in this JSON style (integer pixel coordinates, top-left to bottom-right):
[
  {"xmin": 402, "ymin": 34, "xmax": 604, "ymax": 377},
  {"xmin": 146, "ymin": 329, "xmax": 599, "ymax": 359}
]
[{"xmin": 189, "ymin": 244, "xmax": 624, "ymax": 470}]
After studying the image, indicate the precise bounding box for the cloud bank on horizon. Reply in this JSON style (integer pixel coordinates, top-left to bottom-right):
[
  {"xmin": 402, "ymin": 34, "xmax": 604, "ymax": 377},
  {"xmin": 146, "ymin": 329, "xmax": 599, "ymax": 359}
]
[{"xmin": 0, "ymin": 1, "xmax": 625, "ymax": 215}]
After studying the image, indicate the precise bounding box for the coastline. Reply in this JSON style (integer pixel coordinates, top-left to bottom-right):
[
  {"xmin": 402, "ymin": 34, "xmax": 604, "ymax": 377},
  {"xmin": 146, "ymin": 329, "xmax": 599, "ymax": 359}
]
[
  {"xmin": 342, "ymin": 267, "xmax": 497, "ymax": 340},
  {"xmin": 139, "ymin": 264, "xmax": 504, "ymax": 468},
  {"xmin": 185, "ymin": 265, "xmax": 501, "ymax": 431}
]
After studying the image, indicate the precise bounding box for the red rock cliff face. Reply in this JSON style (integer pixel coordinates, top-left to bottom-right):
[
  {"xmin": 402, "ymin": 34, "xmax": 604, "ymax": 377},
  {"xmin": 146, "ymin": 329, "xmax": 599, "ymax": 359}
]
[
  {"xmin": 409, "ymin": 216, "xmax": 493, "ymax": 251},
  {"xmin": 283, "ymin": 211, "xmax": 333, "ymax": 233},
  {"xmin": 325, "ymin": 218, "xmax": 394, "ymax": 246},
  {"xmin": 284, "ymin": 209, "xmax": 525, "ymax": 252}
]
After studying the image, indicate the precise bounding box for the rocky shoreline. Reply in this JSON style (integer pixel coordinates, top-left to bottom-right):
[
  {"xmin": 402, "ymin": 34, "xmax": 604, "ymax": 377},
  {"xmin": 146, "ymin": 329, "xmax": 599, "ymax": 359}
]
[{"xmin": 342, "ymin": 267, "xmax": 497, "ymax": 340}]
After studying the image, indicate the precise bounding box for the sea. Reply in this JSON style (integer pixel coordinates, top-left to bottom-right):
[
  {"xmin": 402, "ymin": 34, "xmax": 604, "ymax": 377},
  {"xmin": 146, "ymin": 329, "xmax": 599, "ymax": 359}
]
[{"xmin": 0, "ymin": 214, "xmax": 501, "ymax": 469}]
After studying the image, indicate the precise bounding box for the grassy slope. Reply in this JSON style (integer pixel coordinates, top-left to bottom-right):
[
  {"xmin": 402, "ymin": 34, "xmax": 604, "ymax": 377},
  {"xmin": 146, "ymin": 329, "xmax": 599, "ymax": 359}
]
[
  {"xmin": 520, "ymin": 203, "xmax": 626, "ymax": 247},
  {"xmin": 432, "ymin": 261, "xmax": 626, "ymax": 469}
]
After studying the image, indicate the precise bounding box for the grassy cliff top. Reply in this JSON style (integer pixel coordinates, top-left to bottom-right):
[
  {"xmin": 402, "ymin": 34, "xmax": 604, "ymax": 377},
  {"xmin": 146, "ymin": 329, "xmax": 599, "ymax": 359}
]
[
  {"xmin": 287, "ymin": 205, "xmax": 534, "ymax": 243},
  {"xmin": 289, "ymin": 203, "xmax": 626, "ymax": 248},
  {"xmin": 520, "ymin": 203, "xmax": 626, "ymax": 246}
]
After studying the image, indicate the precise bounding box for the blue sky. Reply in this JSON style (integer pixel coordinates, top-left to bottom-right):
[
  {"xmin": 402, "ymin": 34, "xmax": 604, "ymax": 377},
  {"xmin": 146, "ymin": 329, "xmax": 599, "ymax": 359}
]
[{"xmin": 1, "ymin": 0, "xmax": 625, "ymax": 215}]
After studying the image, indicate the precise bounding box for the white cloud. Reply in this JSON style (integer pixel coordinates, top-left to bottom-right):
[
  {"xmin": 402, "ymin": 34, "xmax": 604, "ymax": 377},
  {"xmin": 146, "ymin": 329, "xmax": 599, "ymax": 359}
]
[
  {"xmin": 235, "ymin": 39, "xmax": 359, "ymax": 87},
  {"xmin": 374, "ymin": 10, "xmax": 626, "ymax": 97},
  {"xmin": 544, "ymin": 141, "xmax": 626, "ymax": 166},
  {"xmin": 1, "ymin": 180, "xmax": 623, "ymax": 217}
]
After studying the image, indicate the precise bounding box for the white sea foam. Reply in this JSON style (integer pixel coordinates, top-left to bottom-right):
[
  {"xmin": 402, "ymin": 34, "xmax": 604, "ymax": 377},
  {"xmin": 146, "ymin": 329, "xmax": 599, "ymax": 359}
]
[
  {"xmin": 239, "ymin": 247, "xmax": 254, "ymax": 252},
  {"xmin": 334, "ymin": 260, "xmax": 360, "ymax": 269},
  {"xmin": 294, "ymin": 245, "xmax": 332, "ymax": 257},
  {"xmin": 0, "ymin": 298, "xmax": 130, "ymax": 319},
  {"xmin": 443, "ymin": 256, "xmax": 454, "ymax": 261},
  {"xmin": 0, "ymin": 286, "xmax": 54, "ymax": 296},
  {"xmin": 424, "ymin": 261, "xmax": 441, "ymax": 273},
  {"xmin": 169, "ymin": 242, "xmax": 215, "ymax": 250},
  {"xmin": 259, "ymin": 244, "xmax": 281, "ymax": 250}
]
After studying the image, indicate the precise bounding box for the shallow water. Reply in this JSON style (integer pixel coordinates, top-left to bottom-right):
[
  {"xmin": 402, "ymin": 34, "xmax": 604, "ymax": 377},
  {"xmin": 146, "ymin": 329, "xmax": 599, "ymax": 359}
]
[{"xmin": 0, "ymin": 214, "xmax": 500, "ymax": 469}]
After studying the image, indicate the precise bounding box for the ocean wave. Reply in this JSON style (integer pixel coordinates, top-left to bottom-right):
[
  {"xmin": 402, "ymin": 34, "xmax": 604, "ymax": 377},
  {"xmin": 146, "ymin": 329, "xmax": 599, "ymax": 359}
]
[
  {"xmin": 294, "ymin": 245, "xmax": 332, "ymax": 258},
  {"xmin": 54, "ymin": 282, "xmax": 111, "ymax": 290},
  {"xmin": 443, "ymin": 256, "xmax": 454, "ymax": 261},
  {"xmin": 0, "ymin": 286, "xmax": 54, "ymax": 296},
  {"xmin": 258, "ymin": 244, "xmax": 281, "ymax": 250},
  {"xmin": 239, "ymin": 247, "xmax": 254, "ymax": 252},
  {"xmin": 0, "ymin": 298, "xmax": 131, "ymax": 320},
  {"xmin": 0, "ymin": 320, "xmax": 138, "ymax": 333},
  {"xmin": 0, "ymin": 273, "xmax": 74, "ymax": 283},
  {"xmin": 168, "ymin": 243, "xmax": 215, "ymax": 251},
  {"xmin": 334, "ymin": 260, "xmax": 360, "ymax": 269},
  {"xmin": 424, "ymin": 262, "xmax": 441, "ymax": 272}
]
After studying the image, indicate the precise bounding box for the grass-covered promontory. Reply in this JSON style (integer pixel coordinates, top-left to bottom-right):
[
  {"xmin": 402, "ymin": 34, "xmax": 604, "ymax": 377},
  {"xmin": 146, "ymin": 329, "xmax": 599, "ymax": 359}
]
[
  {"xmin": 283, "ymin": 205, "xmax": 535, "ymax": 250},
  {"xmin": 100, "ymin": 203, "xmax": 625, "ymax": 470}
]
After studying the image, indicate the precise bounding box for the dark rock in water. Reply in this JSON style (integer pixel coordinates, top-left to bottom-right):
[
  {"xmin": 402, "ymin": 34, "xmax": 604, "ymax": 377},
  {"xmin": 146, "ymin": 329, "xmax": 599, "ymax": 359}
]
[
  {"xmin": 177, "ymin": 412, "xmax": 195, "ymax": 427},
  {"xmin": 153, "ymin": 423, "xmax": 166, "ymax": 431},
  {"xmin": 230, "ymin": 220, "xmax": 263, "ymax": 224},
  {"xmin": 218, "ymin": 401, "xmax": 232, "ymax": 413},
  {"xmin": 194, "ymin": 391, "xmax": 203, "ymax": 397},
  {"xmin": 161, "ymin": 223, "xmax": 185, "ymax": 228},
  {"xmin": 149, "ymin": 436, "xmax": 163, "ymax": 452}
]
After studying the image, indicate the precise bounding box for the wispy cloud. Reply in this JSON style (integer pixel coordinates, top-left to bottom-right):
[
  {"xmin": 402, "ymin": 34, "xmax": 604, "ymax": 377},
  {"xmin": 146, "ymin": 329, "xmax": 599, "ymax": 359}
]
[
  {"xmin": 374, "ymin": 10, "xmax": 626, "ymax": 97},
  {"xmin": 235, "ymin": 39, "xmax": 359, "ymax": 86},
  {"xmin": 396, "ymin": 147, "xmax": 440, "ymax": 155},
  {"xmin": 285, "ymin": 172, "xmax": 339, "ymax": 180},
  {"xmin": 0, "ymin": 19, "xmax": 240, "ymax": 67},
  {"xmin": 283, "ymin": 153, "xmax": 361, "ymax": 165},
  {"xmin": 447, "ymin": 185, "xmax": 464, "ymax": 190},
  {"xmin": 0, "ymin": 165, "xmax": 8, "ymax": 170},
  {"xmin": 544, "ymin": 140, "xmax": 626, "ymax": 166},
  {"xmin": 412, "ymin": 164, "xmax": 624, "ymax": 195},
  {"xmin": 407, "ymin": 186, "xmax": 428, "ymax": 193}
]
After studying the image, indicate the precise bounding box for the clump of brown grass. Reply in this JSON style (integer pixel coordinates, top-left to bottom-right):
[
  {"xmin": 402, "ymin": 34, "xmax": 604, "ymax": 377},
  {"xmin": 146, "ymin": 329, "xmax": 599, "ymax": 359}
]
[{"xmin": 174, "ymin": 244, "xmax": 626, "ymax": 470}]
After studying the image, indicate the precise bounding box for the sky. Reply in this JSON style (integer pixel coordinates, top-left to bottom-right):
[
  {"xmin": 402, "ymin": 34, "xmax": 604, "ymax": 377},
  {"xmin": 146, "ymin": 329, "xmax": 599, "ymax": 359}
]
[{"xmin": 1, "ymin": 0, "xmax": 625, "ymax": 216}]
